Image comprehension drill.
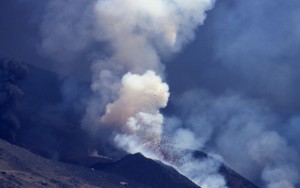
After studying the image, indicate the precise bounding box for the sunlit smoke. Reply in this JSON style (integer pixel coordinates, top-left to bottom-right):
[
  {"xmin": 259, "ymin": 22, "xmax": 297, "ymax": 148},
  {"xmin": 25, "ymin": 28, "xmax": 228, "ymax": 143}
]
[
  {"xmin": 101, "ymin": 71, "xmax": 169, "ymax": 130},
  {"xmin": 101, "ymin": 71, "xmax": 169, "ymax": 157}
]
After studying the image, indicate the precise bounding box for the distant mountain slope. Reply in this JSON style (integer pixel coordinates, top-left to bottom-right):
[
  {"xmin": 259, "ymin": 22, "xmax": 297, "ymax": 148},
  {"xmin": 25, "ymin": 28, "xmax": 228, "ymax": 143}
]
[{"xmin": 0, "ymin": 139, "xmax": 150, "ymax": 188}]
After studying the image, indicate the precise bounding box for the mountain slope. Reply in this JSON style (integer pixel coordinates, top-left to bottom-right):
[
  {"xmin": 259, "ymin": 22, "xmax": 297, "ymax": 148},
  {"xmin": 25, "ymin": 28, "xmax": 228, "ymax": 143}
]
[
  {"xmin": 93, "ymin": 153, "xmax": 200, "ymax": 188},
  {"xmin": 0, "ymin": 139, "xmax": 151, "ymax": 188},
  {"xmin": 93, "ymin": 151, "xmax": 260, "ymax": 188}
]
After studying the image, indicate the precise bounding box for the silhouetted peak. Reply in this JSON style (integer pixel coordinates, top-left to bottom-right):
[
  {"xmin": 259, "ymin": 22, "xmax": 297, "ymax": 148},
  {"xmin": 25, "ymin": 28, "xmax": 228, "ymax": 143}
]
[{"xmin": 92, "ymin": 152, "xmax": 200, "ymax": 188}]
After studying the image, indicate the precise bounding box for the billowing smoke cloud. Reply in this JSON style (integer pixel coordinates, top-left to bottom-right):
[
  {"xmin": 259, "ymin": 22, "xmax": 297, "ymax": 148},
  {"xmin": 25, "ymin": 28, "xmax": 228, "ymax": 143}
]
[
  {"xmin": 101, "ymin": 71, "xmax": 169, "ymax": 128},
  {"xmin": 102, "ymin": 71, "xmax": 169, "ymax": 157},
  {"xmin": 40, "ymin": 0, "xmax": 224, "ymax": 187},
  {"xmin": 88, "ymin": 1, "xmax": 223, "ymax": 187},
  {"xmin": 89, "ymin": 0, "xmax": 215, "ymax": 145}
]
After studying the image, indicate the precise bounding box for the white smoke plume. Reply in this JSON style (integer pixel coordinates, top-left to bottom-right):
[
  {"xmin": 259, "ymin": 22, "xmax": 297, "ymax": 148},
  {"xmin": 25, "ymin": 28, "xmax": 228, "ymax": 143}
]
[
  {"xmin": 40, "ymin": 0, "xmax": 231, "ymax": 187},
  {"xmin": 40, "ymin": 0, "xmax": 300, "ymax": 188},
  {"xmin": 90, "ymin": 2, "xmax": 225, "ymax": 188},
  {"xmin": 101, "ymin": 71, "xmax": 169, "ymax": 129},
  {"xmin": 102, "ymin": 71, "xmax": 169, "ymax": 157},
  {"xmin": 90, "ymin": 2, "xmax": 224, "ymax": 187},
  {"xmin": 91, "ymin": 0, "xmax": 216, "ymax": 139}
]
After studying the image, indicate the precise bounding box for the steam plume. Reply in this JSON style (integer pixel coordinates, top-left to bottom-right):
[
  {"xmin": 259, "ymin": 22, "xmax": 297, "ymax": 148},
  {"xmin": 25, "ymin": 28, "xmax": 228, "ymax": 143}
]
[
  {"xmin": 101, "ymin": 71, "xmax": 169, "ymax": 157},
  {"xmin": 40, "ymin": 0, "xmax": 229, "ymax": 187},
  {"xmin": 89, "ymin": 0, "xmax": 216, "ymax": 143},
  {"xmin": 90, "ymin": 1, "xmax": 220, "ymax": 187},
  {"xmin": 90, "ymin": 2, "xmax": 222, "ymax": 187}
]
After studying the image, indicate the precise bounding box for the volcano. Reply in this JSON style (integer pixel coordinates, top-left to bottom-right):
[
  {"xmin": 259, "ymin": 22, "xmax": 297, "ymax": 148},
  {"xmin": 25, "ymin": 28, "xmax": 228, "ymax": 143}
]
[
  {"xmin": 92, "ymin": 151, "xmax": 259, "ymax": 188},
  {"xmin": 0, "ymin": 138, "xmax": 199, "ymax": 188},
  {"xmin": 0, "ymin": 63, "xmax": 261, "ymax": 188},
  {"xmin": 92, "ymin": 153, "xmax": 199, "ymax": 188},
  {"xmin": 0, "ymin": 137, "xmax": 260, "ymax": 188}
]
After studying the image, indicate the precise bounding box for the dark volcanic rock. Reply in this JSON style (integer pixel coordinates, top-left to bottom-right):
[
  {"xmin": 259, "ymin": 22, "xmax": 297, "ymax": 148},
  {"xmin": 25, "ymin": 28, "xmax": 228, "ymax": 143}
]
[
  {"xmin": 92, "ymin": 153, "xmax": 200, "ymax": 188},
  {"xmin": 0, "ymin": 139, "xmax": 151, "ymax": 188},
  {"xmin": 92, "ymin": 150, "xmax": 260, "ymax": 188}
]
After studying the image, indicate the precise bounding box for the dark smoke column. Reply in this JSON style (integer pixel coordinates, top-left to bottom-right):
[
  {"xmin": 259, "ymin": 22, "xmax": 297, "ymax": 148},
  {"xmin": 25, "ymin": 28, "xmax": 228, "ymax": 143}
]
[{"xmin": 0, "ymin": 58, "xmax": 28, "ymax": 142}]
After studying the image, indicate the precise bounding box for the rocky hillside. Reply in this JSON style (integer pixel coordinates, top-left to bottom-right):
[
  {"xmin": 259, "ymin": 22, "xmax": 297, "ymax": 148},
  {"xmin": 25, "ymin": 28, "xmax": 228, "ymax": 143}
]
[
  {"xmin": 0, "ymin": 139, "xmax": 198, "ymax": 188},
  {"xmin": 92, "ymin": 153, "xmax": 200, "ymax": 188}
]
